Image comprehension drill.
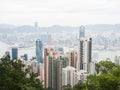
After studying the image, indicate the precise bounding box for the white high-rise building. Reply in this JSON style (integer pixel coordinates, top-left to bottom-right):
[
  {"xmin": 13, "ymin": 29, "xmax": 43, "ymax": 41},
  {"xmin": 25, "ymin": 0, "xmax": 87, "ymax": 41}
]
[
  {"xmin": 62, "ymin": 66, "xmax": 88, "ymax": 87},
  {"xmin": 77, "ymin": 37, "xmax": 92, "ymax": 73},
  {"xmin": 62, "ymin": 66, "xmax": 76, "ymax": 87}
]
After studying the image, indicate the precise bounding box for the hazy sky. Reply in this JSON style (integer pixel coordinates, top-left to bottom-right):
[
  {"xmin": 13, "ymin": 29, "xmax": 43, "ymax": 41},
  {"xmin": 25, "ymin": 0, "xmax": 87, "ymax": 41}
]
[{"xmin": 0, "ymin": 0, "xmax": 120, "ymax": 26}]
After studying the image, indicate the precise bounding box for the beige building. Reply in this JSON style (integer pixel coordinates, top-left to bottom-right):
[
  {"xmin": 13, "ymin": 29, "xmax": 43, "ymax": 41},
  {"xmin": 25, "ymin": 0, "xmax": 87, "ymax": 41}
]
[
  {"xmin": 67, "ymin": 50, "xmax": 77, "ymax": 68},
  {"xmin": 44, "ymin": 47, "xmax": 54, "ymax": 88}
]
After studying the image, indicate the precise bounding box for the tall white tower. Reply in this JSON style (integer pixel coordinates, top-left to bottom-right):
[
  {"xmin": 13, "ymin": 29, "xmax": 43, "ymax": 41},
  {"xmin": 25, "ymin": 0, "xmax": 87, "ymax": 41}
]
[{"xmin": 77, "ymin": 37, "xmax": 92, "ymax": 73}]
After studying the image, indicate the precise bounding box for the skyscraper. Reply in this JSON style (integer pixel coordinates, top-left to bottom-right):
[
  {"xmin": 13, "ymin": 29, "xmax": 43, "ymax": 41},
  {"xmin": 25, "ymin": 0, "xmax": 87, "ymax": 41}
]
[
  {"xmin": 12, "ymin": 47, "xmax": 18, "ymax": 60},
  {"xmin": 44, "ymin": 47, "xmax": 69, "ymax": 90},
  {"xmin": 48, "ymin": 56, "xmax": 62, "ymax": 90},
  {"xmin": 44, "ymin": 47, "xmax": 53, "ymax": 88},
  {"xmin": 36, "ymin": 39, "xmax": 43, "ymax": 63},
  {"xmin": 79, "ymin": 25, "xmax": 85, "ymax": 38},
  {"xmin": 77, "ymin": 37, "xmax": 92, "ymax": 73}
]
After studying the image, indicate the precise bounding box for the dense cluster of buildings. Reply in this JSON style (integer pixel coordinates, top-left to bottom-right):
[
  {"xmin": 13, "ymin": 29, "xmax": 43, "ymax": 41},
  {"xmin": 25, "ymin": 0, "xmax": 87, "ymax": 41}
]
[{"xmin": 5, "ymin": 25, "xmax": 95, "ymax": 90}]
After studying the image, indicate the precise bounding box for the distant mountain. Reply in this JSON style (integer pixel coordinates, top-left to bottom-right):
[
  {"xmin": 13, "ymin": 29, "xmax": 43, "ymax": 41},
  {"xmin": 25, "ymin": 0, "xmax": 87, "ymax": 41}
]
[
  {"xmin": 0, "ymin": 24, "xmax": 16, "ymax": 29},
  {"xmin": 13, "ymin": 25, "xmax": 35, "ymax": 32},
  {"xmin": 0, "ymin": 24, "xmax": 120, "ymax": 34},
  {"xmin": 0, "ymin": 24, "xmax": 16, "ymax": 33},
  {"xmin": 40, "ymin": 25, "xmax": 78, "ymax": 33},
  {"xmin": 86, "ymin": 24, "xmax": 120, "ymax": 33}
]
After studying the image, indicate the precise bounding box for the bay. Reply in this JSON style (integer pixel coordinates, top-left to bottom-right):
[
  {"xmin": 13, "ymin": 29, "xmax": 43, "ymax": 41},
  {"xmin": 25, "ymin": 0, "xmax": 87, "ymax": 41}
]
[{"xmin": 0, "ymin": 41, "xmax": 120, "ymax": 61}]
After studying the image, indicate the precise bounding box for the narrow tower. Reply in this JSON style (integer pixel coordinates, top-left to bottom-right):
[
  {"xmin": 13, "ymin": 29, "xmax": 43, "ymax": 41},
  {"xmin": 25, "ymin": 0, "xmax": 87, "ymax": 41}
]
[
  {"xmin": 77, "ymin": 25, "xmax": 92, "ymax": 73},
  {"xmin": 36, "ymin": 39, "xmax": 43, "ymax": 63},
  {"xmin": 79, "ymin": 25, "xmax": 85, "ymax": 38},
  {"xmin": 12, "ymin": 47, "xmax": 18, "ymax": 60}
]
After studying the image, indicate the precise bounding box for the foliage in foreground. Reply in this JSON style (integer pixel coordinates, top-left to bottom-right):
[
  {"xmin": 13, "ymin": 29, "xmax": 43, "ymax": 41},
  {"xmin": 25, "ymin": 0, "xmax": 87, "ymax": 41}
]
[
  {"xmin": 63, "ymin": 61, "xmax": 120, "ymax": 90},
  {"xmin": 0, "ymin": 56, "xmax": 44, "ymax": 90}
]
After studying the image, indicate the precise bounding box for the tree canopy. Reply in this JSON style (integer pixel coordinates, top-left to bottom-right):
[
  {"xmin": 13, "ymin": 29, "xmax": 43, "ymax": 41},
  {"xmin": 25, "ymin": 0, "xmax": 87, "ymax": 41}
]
[
  {"xmin": 63, "ymin": 61, "xmax": 120, "ymax": 90},
  {"xmin": 0, "ymin": 56, "xmax": 44, "ymax": 90}
]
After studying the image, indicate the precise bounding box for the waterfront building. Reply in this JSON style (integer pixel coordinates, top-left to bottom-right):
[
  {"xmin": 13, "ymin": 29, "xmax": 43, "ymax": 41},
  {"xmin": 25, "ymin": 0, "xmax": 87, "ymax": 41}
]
[
  {"xmin": 12, "ymin": 47, "xmax": 18, "ymax": 60},
  {"xmin": 36, "ymin": 39, "xmax": 43, "ymax": 63}
]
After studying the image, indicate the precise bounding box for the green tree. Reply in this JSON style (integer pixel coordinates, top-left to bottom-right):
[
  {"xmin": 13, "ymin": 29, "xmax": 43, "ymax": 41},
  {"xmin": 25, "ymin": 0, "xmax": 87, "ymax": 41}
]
[
  {"xmin": 112, "ymin": 67, "xmax": 120, "ymax": 77},
  {"xmin": 98, "ymin": 74, "xmax": 120, "ymax": 90},
  {"xmin": 96, "ymin": 61, "xmax": 118, "ymax": 74},
  {"xmin": 73, "ymin": 80, "xmax": 86, "ymax": 90},
  {"xmin": 63, "ymin": 84, "xmax": 73, "ymax": 90},
  {"xmin": 87, "ymin": 75, "xmax": 99, "ymax": 90},
  {"xmin": 62, "ymin": 60, "xmax": 120, "ymax": 90},
  {"xmin": 0, "ymin": 56, "xmax": 44, "ymax": 90},
  {"xmin": 87, "ymin": 61, "xmax": 120, "ymax": 90}
]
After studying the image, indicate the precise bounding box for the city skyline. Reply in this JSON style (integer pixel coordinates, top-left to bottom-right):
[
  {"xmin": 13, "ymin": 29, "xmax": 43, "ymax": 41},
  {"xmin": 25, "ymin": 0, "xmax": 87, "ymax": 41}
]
[
  {"xmin": 0, "ymin": 0, "xmax": 120, "ymax": 89},
  {"xmin": 0, "ymin": 0, "xmax": 120, "ymax": 26},
  {"xmin": 0, "ymin": 22, "xmax": 120, "ymax": 89}
]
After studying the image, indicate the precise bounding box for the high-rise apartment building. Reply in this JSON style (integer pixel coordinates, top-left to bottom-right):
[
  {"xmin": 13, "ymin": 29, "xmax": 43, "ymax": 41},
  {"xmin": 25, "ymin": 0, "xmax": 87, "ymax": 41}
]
[
  {"xmin": 48, "ymin": 56, "xmax": 62, "ymax": 90},
  {"xmin": 62, "ymin": 66, "xmax": 76, "ymax": 87},
  {"xmin": 68, "ymin": 50, "xmax": 77, "ymax": 68},
  {"xmin": 44, "ymin": 47, "xmax": 69, "ymax": 90},
  {"xmin": 77, "ymin": 37, "xmax": 92, "ymax": 73},
  {"xmin": 44, "ymin": 48, "xmax": 51, "ymax": 88},
  {"xmin": 36, "ymin": 39, "xmax": 43, "ymax": 63},
  {"xmin": 12, "ymin": 47, "xmax": 18, "ymax": 60},
  {"xmin": 62, "ymin": 66, "xmax": 88, "ymax": 87}
]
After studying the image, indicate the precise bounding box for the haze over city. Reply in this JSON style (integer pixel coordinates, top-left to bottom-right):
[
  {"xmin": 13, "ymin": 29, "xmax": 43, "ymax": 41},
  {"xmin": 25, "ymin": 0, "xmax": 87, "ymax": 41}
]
[
  {"xmin": 0, "ymin": 0, "xmax": 120, "ymax": 90},
  {"xmin": 0, "ymin": 0, "xmax": 120, "ymax": 26}
]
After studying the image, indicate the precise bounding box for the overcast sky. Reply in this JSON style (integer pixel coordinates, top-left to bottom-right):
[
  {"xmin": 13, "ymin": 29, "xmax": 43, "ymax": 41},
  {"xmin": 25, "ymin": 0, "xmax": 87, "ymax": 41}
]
[{"xmin": 0, "ymin": 0, "xmax": 120, "ymax": 26}]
